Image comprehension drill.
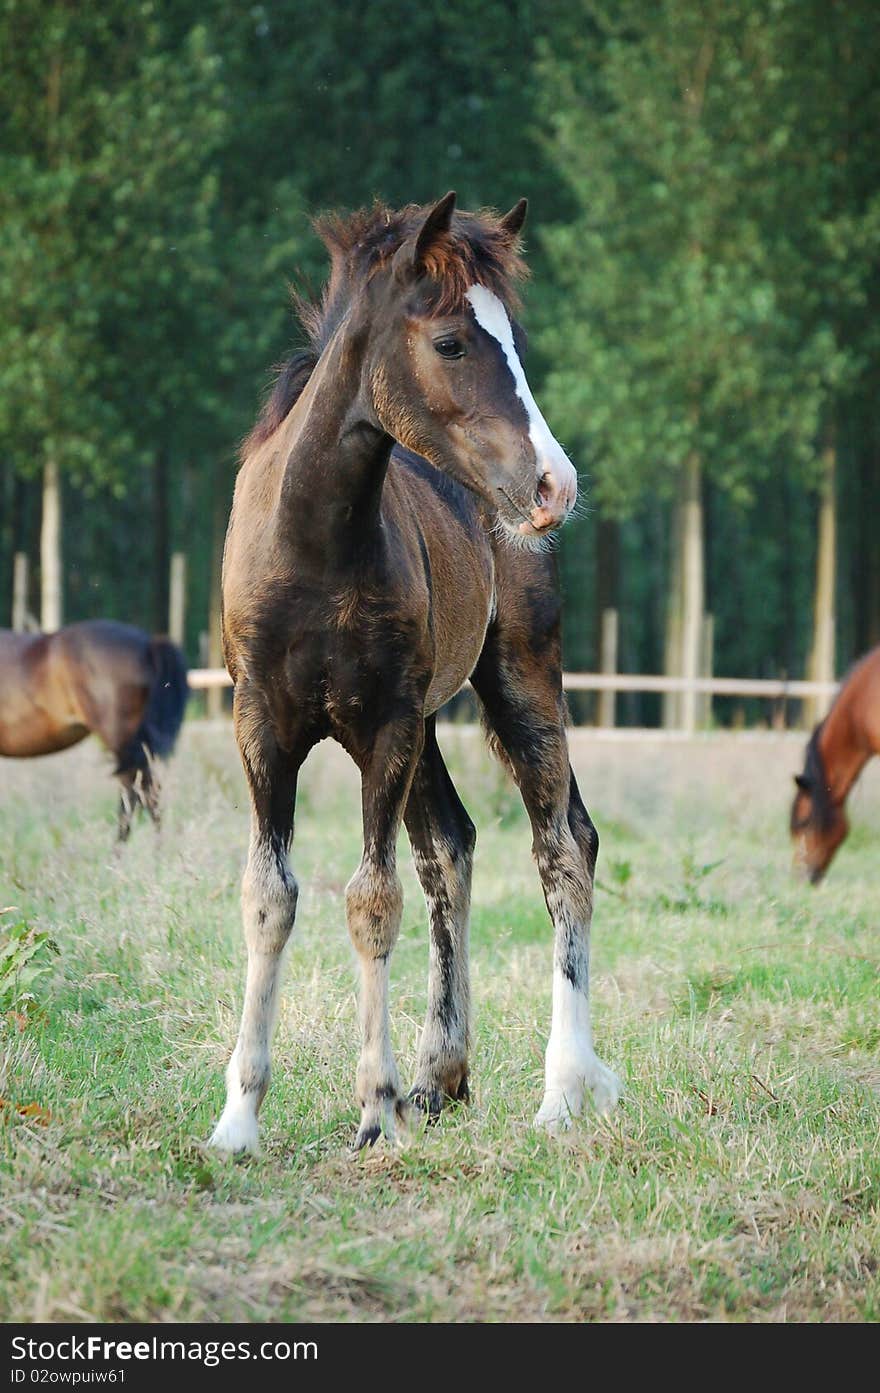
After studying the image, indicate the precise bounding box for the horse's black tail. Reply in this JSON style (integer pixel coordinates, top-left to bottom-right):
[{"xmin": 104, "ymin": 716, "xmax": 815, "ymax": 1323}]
[{"xmin": 115, "ymin": 638, "xmax": 190, "ymax": 774}]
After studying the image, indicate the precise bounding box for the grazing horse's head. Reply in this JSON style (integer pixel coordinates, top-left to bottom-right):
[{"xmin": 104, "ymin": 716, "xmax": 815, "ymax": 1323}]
[
  {"xmin": 311, "ymin": 192, "xmax": 577, "ymax": 545},
  {"xmin": 790, "ymin": 724, "xmax": 847, "ymax": 883}
]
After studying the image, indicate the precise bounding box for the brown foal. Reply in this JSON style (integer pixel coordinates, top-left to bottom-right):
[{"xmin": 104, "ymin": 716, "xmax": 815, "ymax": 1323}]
[{"xmin": 211, "ymin": 193, "xmax": 619, "ymax": 1153}]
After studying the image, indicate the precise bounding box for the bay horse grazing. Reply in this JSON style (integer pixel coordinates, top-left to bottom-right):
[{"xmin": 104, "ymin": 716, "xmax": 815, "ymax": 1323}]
[
  {"xmin": 211, "ymin": 192, "xmax": 620, "ymax": 1154},
  {"xmin": 791, "ymin": 644, "xmax": 880, "ymax": 883},
  {"xmin": 0, "ymin": 620, "xmax": 189, "ymax": 840}
]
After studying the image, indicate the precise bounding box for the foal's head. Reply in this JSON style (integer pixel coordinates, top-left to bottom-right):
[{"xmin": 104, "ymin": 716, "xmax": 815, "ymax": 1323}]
[
  {"xmin": 316, "ymin": 192, "xmax": 577, "ymax": 544},
  {"xmin": 790, "ymin": 724, "xmax": 847, "ymax": 883}
]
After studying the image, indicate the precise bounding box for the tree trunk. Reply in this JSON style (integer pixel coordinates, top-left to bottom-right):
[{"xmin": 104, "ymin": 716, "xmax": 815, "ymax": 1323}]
[
  {"xmin": 206, "ymin": 472, "xmax": 228, "ymax": 718},
  {"xmin": 595, "ymin": 514, "xmax": 620, "ymax": 722},
  {"xmin": 12, "ymin": 554, "xmax": 30, "ymax": 632},
  {"xmin": 0, "ymin": 460, "xmax": 10, "ymax": 618},
  {"xmin": 855, "ymin": 440, "xmax": 880, "ymax": 651},
  {"xmin": 697, "ymin": 611, "xmax": 714, "ymax": 730},
  {"xmin": 663, "ymin": 456, "xmax": 704, "ymax": 730},
  {"xmin": 40, "ymin": 454, "xmax": 62, "ymax": 631},
  {"xmin": 662, "ymin": 494, "xmax": 683, "ymax": 729},
  {"xmin": 781, "ymin": 466, "xmax": 798, "ymax": 679},
  {"xmin": 679, "ymin": 451, "xmax": 704, "ymax": 733},
  {"xmin": 598, "ymin": 607, "xmax": 618, "ymax": 728},
  {"xmin": 805, "ymin": 438, "xmax": 837, "ymax": 727},
  {"xmin": 169, "ymin": 552, "xmax": 186, "ymax": 649}
]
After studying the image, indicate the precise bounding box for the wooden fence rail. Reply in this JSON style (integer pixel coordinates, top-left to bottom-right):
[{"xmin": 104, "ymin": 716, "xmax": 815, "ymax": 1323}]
[
  {"xmin": 186, "ymin": 668, "xmax": 839, "ymax": 700},
  {"xmin": 561, "ymin": 674, "xmax": 839, "ymax": 699}
]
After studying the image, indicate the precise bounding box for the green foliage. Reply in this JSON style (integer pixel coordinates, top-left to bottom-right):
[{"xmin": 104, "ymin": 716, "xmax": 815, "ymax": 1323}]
[
  {"xmin": 0, "ymin": 909, "xmax": 58, "ymax": 1018},
  {"xmin": 655, "ymin": 851, "xmax": 728, "ymax": 915},
  {"xmin": 531, "ymin": 0, "xmax": 880, "ymax": 688},
  {"xmin": 596, "ymin": 856, "xmax": 633, "ymax": 901},
  {"xmin": 534, "ymin": 0, "xmax": 879, "ymax": 513},
  {"xmin": 0, "ymin": 5, "xmax": 225, "ymax": 484}
]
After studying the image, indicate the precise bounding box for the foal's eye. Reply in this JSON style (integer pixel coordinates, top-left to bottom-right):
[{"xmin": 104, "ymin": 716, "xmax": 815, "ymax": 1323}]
[{"xmin": 434, "ymin": 336, "xmax": 466, "ymax": 359}]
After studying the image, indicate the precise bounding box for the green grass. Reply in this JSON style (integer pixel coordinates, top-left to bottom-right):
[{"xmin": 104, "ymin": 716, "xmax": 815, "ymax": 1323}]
[{"xmin": 1, "ymin": 726, "xmax": 878, "ymax": 1322}]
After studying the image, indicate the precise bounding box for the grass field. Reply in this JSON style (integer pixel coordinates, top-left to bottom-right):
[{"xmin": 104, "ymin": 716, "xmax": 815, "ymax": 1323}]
[{"xmin": 1, "ymin": 722, "xmax": 878, "ymax": 1323}]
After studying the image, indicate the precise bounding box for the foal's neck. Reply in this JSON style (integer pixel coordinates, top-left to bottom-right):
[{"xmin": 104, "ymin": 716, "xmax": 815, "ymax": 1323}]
[{"xmin": 279, "ymin": 321, "xmax": 392, "ymax": 564}]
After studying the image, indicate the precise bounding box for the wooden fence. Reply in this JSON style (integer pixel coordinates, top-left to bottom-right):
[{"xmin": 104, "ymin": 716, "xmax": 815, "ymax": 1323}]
[
  {"xmin": 186, "ymin": 667, "xmax": 839, "ymax": 731},
  {"xmin": 11, "ymin": 553, "xmax": 838, "ymax": 730},
  {"xmin": 187, "ymin": 669, "xmax": 839, "ymax": 698}
]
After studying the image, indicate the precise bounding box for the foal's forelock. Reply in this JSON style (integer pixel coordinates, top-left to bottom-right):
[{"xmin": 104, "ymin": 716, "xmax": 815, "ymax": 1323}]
[{"xmin": 314, "ymin": 203, "xmax": 528, "ymax": 317}]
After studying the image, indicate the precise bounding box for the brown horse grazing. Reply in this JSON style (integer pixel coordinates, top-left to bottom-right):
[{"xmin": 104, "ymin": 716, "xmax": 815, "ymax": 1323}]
[
  {"xmin": 0, "ymin": 620, "xmax": 189, "ymax": 840},
  {"xmin": 210, "ymin": 192, "xmax": 620, "ymax": 1155},
  {"xmin": 791, "ymin": 644, "xmax": 880, "ymax": 883}
]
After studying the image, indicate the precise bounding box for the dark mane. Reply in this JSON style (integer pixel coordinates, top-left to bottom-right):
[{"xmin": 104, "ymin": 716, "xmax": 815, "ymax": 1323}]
[
  {"xmin": 243, "ymin": 201, "xmax": 528, "ymax": 455},
  {"xmin": 792, "ymin": 721, "xmax": 834, "ymax": 833},
  {"xmin": 244, "ymin": 349, "xmax": 320, "ymax": 453}
]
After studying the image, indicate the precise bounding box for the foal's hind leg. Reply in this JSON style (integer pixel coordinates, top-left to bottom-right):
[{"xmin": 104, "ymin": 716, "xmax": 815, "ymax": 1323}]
[
  {"xmin": 404, "ymin": 715, "xmax": 474, "ymax": 1118},
  {"xmin": 472, "ymin": 639, "xmax": 620, "ymax": 1128},
  {"xmin": 348, "ymin": 715, "xmax": 424, "ymax": 1149},
  {"xmin": 211, "ymin": 713, "xmax": 301, "ymax": 1155}
]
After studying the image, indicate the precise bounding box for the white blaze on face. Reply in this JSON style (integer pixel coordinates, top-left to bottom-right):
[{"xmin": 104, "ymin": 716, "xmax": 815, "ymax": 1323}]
[{"xmin": 465, "ymin": 283, "xmax": 577, "ymax": 505}]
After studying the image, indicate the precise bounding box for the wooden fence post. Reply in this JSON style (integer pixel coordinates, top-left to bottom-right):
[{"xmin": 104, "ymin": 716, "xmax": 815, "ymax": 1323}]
[{"xmin": 598, "ymin": 607, "xmax": 618, "ymax": 728}]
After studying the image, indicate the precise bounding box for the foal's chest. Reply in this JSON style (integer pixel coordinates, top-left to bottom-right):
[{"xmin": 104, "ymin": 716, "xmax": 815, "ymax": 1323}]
[{"xmin": 319, "ymin": 595, "xmax": 430, "ymax": 738}]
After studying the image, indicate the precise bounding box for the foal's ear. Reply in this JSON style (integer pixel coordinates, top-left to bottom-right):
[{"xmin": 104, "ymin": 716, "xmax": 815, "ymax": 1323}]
[
  {"xmin": 394, "ymin": 191, "xmax": 457, "ymax": 282},
  {"xmin": 415, "ymin": 191, "xmax": 457, "ymax": 262},
  {"xmin": 499, "ymin": 197, "xmax": 528, "ymax": 239},
  {"xmin": 794, "ymin": 774, "xmax": 812, "ymax": 792}
]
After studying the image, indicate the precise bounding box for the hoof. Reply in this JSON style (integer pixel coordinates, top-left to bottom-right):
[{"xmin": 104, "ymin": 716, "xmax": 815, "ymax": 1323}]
[
  {"xmin": 535, "ymin": 1057, "xmax": 621, "ymax": 1132},
  {"xmin": 353, "ymin": 1121, "xmax": 382, "ymax": 1151},
  {"xmin": 408, "ymin": 1085, "xmax": 444, "ymax": 1123},
  {"xmin": 353, "ymin": 1094, "xmax": 412, "ymax": 1151},
  {"xmin": 534, "ymin": 1091, "xmax": 573, "ymax": 1133},
  {"xmin": 208, "ymin": 1110, "xmax": 260, "ymax": 1156},
  {"xmin": 589, "ymin": 1059, "xmax": 622, "ymax": 1115},
  {"xmin": 409, "ymin": 1072, "xmax": 470, "ymax": 1123}
]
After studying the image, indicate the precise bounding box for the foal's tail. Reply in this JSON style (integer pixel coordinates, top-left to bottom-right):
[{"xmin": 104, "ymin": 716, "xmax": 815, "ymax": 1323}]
[{"xmin": 116, "ymin": 638, "xmax": 190, "ymax": 774}]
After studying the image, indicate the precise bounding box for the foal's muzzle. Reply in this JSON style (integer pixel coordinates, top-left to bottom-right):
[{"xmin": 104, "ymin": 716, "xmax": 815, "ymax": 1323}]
[{"xmin": 519, "ymin": 465, "xmax": 577, "ymax": 536}]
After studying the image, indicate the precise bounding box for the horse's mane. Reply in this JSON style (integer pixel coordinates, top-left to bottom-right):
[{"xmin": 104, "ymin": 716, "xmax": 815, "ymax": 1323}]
[
  {"xmin": 244, "ymin": 201, "xmax": 528, "ymax": 455},
  {"xmin": 792, "ymin": 720, "xmax": 834, "ymax": 833}
]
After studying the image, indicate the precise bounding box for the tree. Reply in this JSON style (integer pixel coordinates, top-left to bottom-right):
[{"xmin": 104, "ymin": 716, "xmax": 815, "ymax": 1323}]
[
  {"xmin": 0, "ymin": 2, "xmax": 230, "ymax": 629},
  {"xmin": 757, "ymin": 0, "xmax": 880, "ymax": 716},
  {"xmin": 534, "ymin": 0, "xmax": 874, "ymax": 721}
]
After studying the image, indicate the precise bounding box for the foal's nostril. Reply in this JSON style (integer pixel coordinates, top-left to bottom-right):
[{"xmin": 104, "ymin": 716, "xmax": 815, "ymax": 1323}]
[{"xmin": 534, "ymin": 473, "xmax": 559, "ymax": 514}]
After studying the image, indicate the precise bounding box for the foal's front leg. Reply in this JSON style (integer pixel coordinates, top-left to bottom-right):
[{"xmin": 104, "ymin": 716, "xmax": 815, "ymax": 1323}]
[
  {"xmin": 210, "ymin": 737, "xmax": 299, "ymax": 1155},
  {"xmin": 347, "ymin": 718, "xmax": 424, "ymax": 1148}
]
